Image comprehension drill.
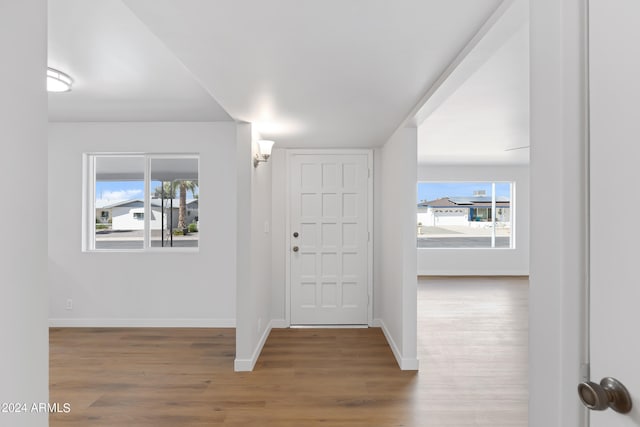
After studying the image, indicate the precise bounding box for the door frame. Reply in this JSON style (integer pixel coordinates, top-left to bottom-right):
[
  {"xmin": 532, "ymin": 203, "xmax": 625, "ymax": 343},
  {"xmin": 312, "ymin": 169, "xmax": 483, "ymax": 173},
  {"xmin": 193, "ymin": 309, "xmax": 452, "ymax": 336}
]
[
  {"xmin": 284, "ymin": 149, "xmax": 374, "ymax": 326},
  {"xmin": 529, "ymin": 0, "xmax": 589, "ymax": 425}
]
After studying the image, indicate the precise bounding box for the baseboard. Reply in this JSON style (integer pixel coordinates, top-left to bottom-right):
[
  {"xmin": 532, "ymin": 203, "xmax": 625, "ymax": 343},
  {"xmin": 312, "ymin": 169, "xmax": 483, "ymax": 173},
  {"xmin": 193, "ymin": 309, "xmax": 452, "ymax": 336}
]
[
  {"xmin": 373, "ymin": 318, "xmax": 419, "ymax": 371},
  {"xmin": 234, "ymin": 319, "xmax": 275, "ymax": 372},
  {"xmin": 49, "ymin": 318, "xmax": 236, "ymax": 328},
  {"xmin": 418, "ymin": 270, "xmax": 529, "ymax": 276},
  {"xmin": 270, "ymin": 319, "xmax": 288, "ymax": 328}
]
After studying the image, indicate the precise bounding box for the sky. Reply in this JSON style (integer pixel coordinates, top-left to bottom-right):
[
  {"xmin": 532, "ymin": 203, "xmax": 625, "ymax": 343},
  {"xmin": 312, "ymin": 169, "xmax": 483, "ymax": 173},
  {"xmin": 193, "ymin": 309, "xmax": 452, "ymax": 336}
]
[
  {"xmin": 95, "ymin": 181, "xmax": 197, "ymax": 207},
  {"xmin": 417, "ymin": 182, "xmax": 511, "ymax": 203},
  {"xmin": 95, "ymin": 181, "xmax": 144, "ymax": 207}
]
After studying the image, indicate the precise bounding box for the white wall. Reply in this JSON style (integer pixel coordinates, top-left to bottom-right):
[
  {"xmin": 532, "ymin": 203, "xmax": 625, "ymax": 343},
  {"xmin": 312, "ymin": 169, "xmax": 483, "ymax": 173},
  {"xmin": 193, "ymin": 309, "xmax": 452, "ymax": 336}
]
[
  {"xmin": 48, "ymin": 122, "xmax": 237, "ymax": 326},
  {"xmin": 529, "ymin": 0, "xmax": 587, "ymax": 426},
  {"xmin": 374, "ymin": 128, "xmax": 418, "ymax": 370},
  {"xmin": 0, "ymin": 2, "xmax": 49, "ymax": 425},
  {"xmin": 270, "ymin": 148, "xmax": 287, "ymax": 324},
  {"xmin": 417, "ymin": 164, "xmax": 530, "ymax": 275},
  {"xmin": 234, "ymin": 124, "xmax": 274, "ymax": 371}
]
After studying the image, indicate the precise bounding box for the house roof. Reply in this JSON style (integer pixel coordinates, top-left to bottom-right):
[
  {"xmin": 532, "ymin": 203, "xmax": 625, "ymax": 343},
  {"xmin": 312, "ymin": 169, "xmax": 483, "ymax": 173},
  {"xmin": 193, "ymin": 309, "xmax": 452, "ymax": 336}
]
[
  {"xmin": 151, "ymin": 198, "xmax": 198, "ymax": 208},
  {"xmin": 418, "ymin": 196, "xmax": 510, "ymax": 208}
]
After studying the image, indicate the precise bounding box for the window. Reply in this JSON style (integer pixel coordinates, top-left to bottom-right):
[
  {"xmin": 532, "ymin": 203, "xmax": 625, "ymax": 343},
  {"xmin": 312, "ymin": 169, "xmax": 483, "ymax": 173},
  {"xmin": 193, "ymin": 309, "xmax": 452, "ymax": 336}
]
[
  {"xmin": 85, "ymin": 154, "xmax": 199, "ymax": 251},
  {"xmin": 417, "ymin": 181, "xmax": 514, "ymax": 249}
]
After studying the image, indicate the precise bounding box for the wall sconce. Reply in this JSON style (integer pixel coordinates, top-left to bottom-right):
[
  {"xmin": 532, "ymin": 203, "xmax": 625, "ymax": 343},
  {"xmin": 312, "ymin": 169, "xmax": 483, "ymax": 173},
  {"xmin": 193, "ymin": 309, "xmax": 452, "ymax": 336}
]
[{"xmin": 254, "ymin": 140, "xmax": 275, "ymax": 167}]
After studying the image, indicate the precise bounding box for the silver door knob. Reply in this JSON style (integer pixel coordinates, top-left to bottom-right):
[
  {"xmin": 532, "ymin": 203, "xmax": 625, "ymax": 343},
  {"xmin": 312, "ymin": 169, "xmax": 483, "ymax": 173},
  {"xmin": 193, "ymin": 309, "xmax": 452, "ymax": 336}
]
[
  {"xmin": 578, "ymin": 377, "xmax": 632, "ymax": 414},
  {"xmin": 292, "ymin": 246, "xmax": 299, "ymax": 252}
]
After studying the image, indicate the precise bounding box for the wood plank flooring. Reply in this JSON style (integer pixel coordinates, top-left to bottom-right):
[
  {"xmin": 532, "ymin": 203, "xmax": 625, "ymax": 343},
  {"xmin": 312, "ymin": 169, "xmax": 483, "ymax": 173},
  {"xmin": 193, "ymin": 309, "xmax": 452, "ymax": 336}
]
[
  {"xmin": 417, "ymin": 276, "xmax": 528, "ymax": 426},
  {"xmin": 50, "ymin": 277, "xmax": 528, "ymax": 426}
]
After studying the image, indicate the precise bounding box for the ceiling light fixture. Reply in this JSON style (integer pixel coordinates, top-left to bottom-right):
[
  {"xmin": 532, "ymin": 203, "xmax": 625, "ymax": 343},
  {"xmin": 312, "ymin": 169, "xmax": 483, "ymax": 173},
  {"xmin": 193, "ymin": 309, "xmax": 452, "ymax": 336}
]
[
  {"xmin": 47, "ymin": 67, "xmax": 73, "ymax": 93},
  {"xmin": 254, "ymin": 140, "xmax": 275, "ymax": 167}
]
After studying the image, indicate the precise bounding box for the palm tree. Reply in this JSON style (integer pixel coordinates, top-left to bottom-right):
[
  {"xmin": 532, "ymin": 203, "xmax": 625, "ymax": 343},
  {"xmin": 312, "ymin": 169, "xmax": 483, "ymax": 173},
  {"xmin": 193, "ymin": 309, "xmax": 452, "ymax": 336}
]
[
  {"xmin": 153, "ymin": 181, "xmax": 176, "ymax": 199},
  {"xmin": 177, "ymin": 180, "xmax": 198, "ymax": 230}
]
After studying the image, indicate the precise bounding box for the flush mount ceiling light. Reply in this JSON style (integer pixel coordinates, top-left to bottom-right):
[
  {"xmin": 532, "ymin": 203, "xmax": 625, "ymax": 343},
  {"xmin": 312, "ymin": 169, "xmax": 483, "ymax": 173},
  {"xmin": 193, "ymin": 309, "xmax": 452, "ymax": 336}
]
[{"xmin": 47, "ymin": 67, "xmax": 73, "ymax": 93}]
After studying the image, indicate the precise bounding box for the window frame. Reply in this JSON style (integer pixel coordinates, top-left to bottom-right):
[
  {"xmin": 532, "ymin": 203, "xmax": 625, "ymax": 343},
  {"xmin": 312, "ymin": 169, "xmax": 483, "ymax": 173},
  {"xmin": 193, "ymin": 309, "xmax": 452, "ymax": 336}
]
[
  {"xmin": 416, "ymin": 180, "xmax": 515, "ymax": 250},
  {"xmin": 83, "ymin": 153, "xmax": 200, "ymax": 253}
]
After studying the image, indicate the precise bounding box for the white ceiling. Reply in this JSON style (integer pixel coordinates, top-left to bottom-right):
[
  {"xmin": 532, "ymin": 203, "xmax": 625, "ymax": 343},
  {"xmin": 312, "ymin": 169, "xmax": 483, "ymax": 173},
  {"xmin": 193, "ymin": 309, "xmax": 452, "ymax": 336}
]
[
  {"xmin": 417, "ymin": 20, "xmax": 529, "ymax": 165},
  {"xmin": 48, "ymin": 0, "xmax": 505, "ymax": 149},
  {"xmin": 48, "ymin": 0, "xmax": 231, "ymax": 122}
]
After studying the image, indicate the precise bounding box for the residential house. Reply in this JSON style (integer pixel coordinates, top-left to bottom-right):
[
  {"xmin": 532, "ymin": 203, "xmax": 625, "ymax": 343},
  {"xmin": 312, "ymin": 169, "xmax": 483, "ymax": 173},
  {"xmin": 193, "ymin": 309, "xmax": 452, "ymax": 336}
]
[
  {"xmin": 102, "ymin": 199, "xmax": 198, "ymax": 231},
  {"xmin": 417, "ymin": 196, "xmax": 511, "ymax": 227},
  {"xmin": 95, "ymin": 207, "xmax": 111, "ymax": 224}
]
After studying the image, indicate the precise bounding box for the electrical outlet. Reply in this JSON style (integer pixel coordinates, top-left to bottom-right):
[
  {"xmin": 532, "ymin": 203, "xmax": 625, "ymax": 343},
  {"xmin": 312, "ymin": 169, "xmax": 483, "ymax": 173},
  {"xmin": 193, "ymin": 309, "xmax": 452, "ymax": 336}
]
[{"xmin": 65, "ymin": 299, "xmax": 73, "ymax": 310}]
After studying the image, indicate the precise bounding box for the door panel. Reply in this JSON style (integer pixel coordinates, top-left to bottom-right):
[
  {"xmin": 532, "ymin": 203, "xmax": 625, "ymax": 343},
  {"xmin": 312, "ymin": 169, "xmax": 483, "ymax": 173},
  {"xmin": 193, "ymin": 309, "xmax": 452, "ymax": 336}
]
[
  {"xmin": 290, "ymin": 153, "xmax": 369, "ymax": 325},
  {"xmin": 589, "ymin": 0, "xmax": 640, "ymax": 424}
]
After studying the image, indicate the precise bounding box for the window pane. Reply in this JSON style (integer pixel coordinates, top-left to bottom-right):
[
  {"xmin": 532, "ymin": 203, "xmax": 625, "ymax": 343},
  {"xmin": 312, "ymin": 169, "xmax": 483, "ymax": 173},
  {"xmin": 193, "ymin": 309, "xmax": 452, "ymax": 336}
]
[
  {"xmin": 94, "ymin": 156, "xmax": 145, "ymax": 250},
  {"xmin": 417, "ymin": 182, "xmax": 513, "ymax": 249},
  {"xmin": 149, "ymin": 157, "xmax": 199, "ymax": 248}
]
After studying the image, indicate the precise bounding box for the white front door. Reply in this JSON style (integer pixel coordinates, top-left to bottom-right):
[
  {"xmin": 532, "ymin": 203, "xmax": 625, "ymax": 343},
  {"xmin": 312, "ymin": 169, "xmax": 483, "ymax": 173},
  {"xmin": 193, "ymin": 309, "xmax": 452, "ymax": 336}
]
[
  {"xmin": 289, "ymin": 152, "xmax": 371, "ymax": 325},
  {"xmin": 589, "ymin": 0, "xmax": 640, "ymax": 424}
]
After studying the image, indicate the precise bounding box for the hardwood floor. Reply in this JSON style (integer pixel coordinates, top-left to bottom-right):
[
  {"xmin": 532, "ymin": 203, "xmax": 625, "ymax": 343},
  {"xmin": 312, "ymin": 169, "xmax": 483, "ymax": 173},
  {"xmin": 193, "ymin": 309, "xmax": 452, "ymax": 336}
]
[
  {"xmin": 416, "ymin": 276, "xmax": 528, "ymax": 426},
  {"xmin": 50, "ymin": 277, "xmax": 528, "ymax": 426}
]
